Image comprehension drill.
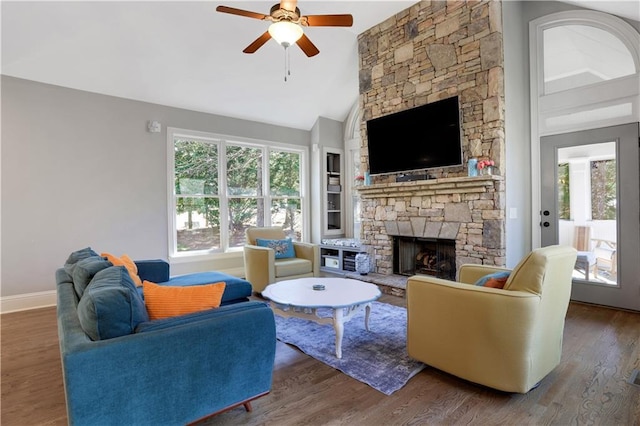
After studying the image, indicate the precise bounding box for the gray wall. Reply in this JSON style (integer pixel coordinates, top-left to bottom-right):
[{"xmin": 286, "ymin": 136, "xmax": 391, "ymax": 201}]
[
  {"xmin": 1, "ymin": 76, "xmax": 310, "ymax": 297},
  {"xmin": 502, "ymin": 0, "xmax": 531, "ymax": 267}
]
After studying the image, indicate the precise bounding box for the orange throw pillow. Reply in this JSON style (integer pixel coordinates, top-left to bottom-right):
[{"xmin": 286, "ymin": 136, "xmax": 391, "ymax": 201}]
[
  {"xmin": 101, "ymin": 252, "xmax": 143, "ymax": 287},
  {"xmin": 142, "ymin": 281, "xmax": 226, "ymax": 320}
]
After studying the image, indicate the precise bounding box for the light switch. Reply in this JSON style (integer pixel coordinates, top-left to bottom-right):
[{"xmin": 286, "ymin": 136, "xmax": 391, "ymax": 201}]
[{"xmin": 509, "ymin": 207, "xmax": 518, "ymax": 219}]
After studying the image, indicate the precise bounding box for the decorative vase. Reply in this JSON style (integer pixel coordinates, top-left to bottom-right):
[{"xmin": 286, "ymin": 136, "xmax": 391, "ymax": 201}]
[
  {"xmin": 480, "ymin": 166, "xmax": 498, "ymax": 176},
  {"xmin": 355, "ymin": 252, "xmax": 370, "ymax": 275},
  {"xmin": 468, "ymin": 158, "xmax": 478, "ymax": 177}
]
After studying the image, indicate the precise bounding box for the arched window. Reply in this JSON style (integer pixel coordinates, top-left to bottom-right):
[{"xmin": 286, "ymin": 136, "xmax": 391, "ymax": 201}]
[
  {"xmin": 531, "ymin": 10, "xmax": 639, "ymax": 135},
  {"xmin": 543, "ymin": 24, "xmax": 636, "ymax": 94},
  {"xmin": 344, "ymin": 102, "xmax": 363, "ymax": 238}
]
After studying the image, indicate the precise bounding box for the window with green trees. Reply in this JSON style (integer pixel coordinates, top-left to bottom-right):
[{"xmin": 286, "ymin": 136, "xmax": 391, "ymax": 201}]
[
  {"xmin": 171, "ymin": 130, "xmax": 305, "ymax": 255},
  {"xmin": 269, "ymin": 150, "xmax": 301, "ymax": 240},
  {"xmin": 556, "ymin": 159, "xmax": 617, "ymax": 222},
  {"xmin": 174, "ymin": 139, "xmax": 220, "ymax": 252},
  {"xmin": 591, "ymin": 159, "xmax": 616, "ymax": 220},
  {"xmin": 557, "ymin": 162, "xmax": 570, "ymax": 220}
]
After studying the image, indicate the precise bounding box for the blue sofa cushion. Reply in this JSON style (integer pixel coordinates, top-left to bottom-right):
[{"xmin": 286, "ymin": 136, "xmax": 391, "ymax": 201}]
[
  {"xmin": 72, "ymin": 255, "xmax": 112, "ymax": 298},
  {"xmin": 135, "ymin": 259, "xmax": 170, "ymax": 283},
  {"xmin": 135, "ymin": 300, "xmax": 270, "ymax": 333},
  {"xmin": 157, "ymin": 271, "xmax": 252, "ymax": 304},
  {"xmin": 64, "ymin": 247, "xmax": 99, "ymax": 275},
  {"xmin": 78, "ymin": 266, "xmax": 149, "ymax": 340}
]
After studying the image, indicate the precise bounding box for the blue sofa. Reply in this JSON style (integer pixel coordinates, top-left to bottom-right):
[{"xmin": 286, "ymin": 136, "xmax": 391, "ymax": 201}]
[{"xmin": 56, "ymin": 248, "xmax": 276, "ymax": 425}]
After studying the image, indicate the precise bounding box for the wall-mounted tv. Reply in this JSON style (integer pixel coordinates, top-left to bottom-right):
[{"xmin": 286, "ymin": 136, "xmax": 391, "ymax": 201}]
[{"xmin": 366, "ymin": 96, "xmax": 462, "ymax": 175}]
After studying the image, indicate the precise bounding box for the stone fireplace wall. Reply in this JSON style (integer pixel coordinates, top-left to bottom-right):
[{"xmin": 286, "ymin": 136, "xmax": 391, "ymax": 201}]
[
  {"xmin": 356, "ymin": 1, "xmax": 506, "ymax": 273},
  {"xmin": 358, "ymin": 1, "xmax": 505, "ymax": 181}
]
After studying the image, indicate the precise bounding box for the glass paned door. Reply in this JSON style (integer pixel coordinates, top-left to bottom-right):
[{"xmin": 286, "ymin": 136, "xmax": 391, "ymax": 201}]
[
  {"xmin": 540, "ymin": 123, "xmax": 640, "ymax": 311},
  {"xmin": 555, "ymin": 142, "xmax": 617, "ymax": 284}
]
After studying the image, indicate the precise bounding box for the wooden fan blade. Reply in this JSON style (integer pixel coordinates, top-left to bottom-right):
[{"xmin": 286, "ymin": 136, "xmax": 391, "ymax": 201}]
[
  {"xmin": 279, "ymin": 0, "xmax": 298, "ymax": 13},
  {"xmin": 216, "ymin": 5, "xmax": 267, "ymax": 20},
  {"xmin": 304, "ymin": 14, "xmax": 353, "ymax": 27},
  {"xmin": 296, "ymin": 33, "xmax": 319, "ymax": 57},
  {"xmin": 243, "ymin": 31, "xmax": 272, "ymax": 54}
]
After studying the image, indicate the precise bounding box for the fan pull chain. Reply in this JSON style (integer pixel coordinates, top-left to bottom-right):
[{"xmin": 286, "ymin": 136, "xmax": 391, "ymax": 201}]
[{"xmin": 283, "ymin": 46, "xmax": 292, "ymax": 82}]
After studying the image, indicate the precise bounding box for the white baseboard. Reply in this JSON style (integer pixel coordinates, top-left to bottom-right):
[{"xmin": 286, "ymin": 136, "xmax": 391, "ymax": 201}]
[{"xmin": 1, "ymin": 290, "xmax": 56, "ymax": 314}]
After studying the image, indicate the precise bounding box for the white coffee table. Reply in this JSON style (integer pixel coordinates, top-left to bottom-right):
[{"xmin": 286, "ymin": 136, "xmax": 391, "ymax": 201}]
[{"xmin": 262, "ymin": 277, "xmax": 381, "ymax": 359}]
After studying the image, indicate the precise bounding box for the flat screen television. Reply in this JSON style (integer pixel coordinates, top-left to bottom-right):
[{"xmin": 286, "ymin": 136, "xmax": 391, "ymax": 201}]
[{"xmin": 366, "ymin": 96, "xmax": 462, "ymax": 175}]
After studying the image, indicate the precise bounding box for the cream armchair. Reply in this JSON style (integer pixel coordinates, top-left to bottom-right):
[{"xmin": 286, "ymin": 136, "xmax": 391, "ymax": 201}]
[
  {"xmin": 407, "ymin": 245, "xmax": 577, "ymax": 393},
  {"xmin": 243, "ymin": 226, "xmax": 319, "ymax": 294}
]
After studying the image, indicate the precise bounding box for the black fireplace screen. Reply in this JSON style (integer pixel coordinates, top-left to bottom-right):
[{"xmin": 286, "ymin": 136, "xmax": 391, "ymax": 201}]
[{"xmin": 393, "ymin": 237, "xmax": 456, "ymax": 280}]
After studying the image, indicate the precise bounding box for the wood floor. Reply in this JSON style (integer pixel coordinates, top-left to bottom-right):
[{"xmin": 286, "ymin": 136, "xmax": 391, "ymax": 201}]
[{"xmin": 1, "ymin": 295, "xmax": 639, "ymax": 425}]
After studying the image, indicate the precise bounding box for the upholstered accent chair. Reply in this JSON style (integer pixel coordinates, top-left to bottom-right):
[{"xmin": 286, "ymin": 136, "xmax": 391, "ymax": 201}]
[
  {"xmin": 406, "ymin": 245, "xmax": 578, "ymax": 393},
  {"xmin": 243, "ymin": 226, "xmax": 319, "ymax": 294}
]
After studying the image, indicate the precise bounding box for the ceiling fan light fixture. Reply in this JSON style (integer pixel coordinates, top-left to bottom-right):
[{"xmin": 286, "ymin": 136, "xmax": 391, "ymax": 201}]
[{"xmin": 268, "ymin": 21, "xmax": 303, "ymax": 47}]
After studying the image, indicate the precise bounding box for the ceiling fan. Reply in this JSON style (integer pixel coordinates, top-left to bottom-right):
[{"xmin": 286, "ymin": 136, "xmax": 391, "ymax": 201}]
[{"xmin": 216, "ymin": 1, "xmax": 353, "ymax": 57}]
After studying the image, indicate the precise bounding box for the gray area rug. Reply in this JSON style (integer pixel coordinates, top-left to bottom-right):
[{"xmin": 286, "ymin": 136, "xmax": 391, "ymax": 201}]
[{"xmin": 274, "ymin": 301, "xmax": 425, "ymax": 395}]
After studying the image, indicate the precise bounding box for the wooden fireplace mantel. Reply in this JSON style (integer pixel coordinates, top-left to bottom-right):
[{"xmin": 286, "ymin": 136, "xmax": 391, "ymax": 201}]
[{"xmin": 355, "ymin": 175, "xmax": 503, "ymax": 199}]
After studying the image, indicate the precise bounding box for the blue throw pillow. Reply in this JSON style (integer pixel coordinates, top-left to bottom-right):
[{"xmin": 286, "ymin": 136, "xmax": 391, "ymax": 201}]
[
  {"xmin": 255, "ymin": 238, "xmax": 295, "ymax": 259},
  {"xmin": 72, "ymin": 255, "xmax": 112, "ymax": 298},
  {"xmin": 77, "ymin": 266, "xmax": 149, "ymax": 340},
  {"xmin": 474, "ymin": 271, "xmax": 511, "ymax": 288},
  {"xmin": 64, "ymin": 247, "xmax": 100, "ymax": 275}
]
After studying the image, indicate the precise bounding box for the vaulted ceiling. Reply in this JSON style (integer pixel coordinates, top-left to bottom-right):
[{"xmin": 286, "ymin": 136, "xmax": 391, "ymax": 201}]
[{"xmin": 2, "ymin": 1, "xmax": 638, "ymax": 131}]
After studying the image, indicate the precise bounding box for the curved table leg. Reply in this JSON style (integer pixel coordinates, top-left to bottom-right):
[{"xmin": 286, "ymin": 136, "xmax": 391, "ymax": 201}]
[
  {"xmin": 333, "ymin": 307, "xmax": 344, "ymax": 359},
  {"xmin": 364, "ymin": 302, "xmax": 372, "ymax": 331}
]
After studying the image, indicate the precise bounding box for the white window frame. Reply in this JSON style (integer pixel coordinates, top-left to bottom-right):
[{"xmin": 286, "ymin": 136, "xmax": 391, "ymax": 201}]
[
  {"xmin": 528, "ymin": 10, "xmax": 640, "ymax": 248},
  {"xmin": 167, "ymin": 127, "xmax": 309, "ymax": 261},
  {"xmin": 343, "ymin": 101, "xmax": 362, "ymax": 238}
]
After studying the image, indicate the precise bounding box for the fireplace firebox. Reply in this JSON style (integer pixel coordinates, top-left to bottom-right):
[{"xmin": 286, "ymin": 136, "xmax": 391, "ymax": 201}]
[{"xmin": 393, "ymin": 237, "xmax": 456, "ymax": 280}]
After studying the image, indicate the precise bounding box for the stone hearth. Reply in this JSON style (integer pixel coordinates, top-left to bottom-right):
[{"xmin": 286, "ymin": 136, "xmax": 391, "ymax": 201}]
[
  {"xmin": 357, "ymin": 176, "xmax": 505, "ymax": 278},
  {"xmin": 345, "ymin": 272, "xmax": 408, "ymax": 297}
]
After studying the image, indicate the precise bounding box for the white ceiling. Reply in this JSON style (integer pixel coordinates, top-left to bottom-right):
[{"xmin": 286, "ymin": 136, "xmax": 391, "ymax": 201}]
[{"xmin": 2, "ymin": 1, "xmax": 638, "ymax": 131}]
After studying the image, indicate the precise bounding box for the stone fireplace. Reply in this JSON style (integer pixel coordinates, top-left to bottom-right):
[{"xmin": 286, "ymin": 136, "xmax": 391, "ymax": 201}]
[
  {"xmin": 357, "ymin": 176, "xmax": 505, "ymax": 277},
  {"xmin": 355, "ymin": 1, "xmax": 507, "ymax": 279}
]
